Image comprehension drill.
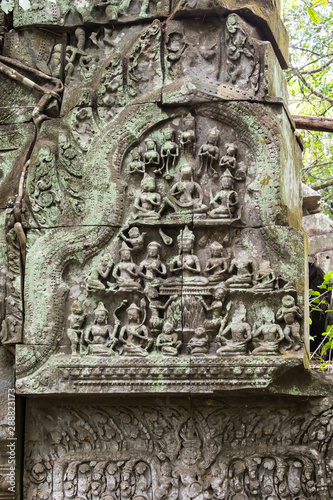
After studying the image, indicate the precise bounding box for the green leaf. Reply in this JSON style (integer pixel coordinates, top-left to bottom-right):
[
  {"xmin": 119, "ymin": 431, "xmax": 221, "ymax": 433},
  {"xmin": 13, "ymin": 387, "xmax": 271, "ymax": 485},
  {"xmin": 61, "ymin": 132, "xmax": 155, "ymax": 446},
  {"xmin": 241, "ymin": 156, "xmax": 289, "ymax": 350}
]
[
  {"xmin": 309, "ymin": 318, "xmax": 313, "ymax": 325},
  {"xmin": 313, "ymin": 0, "xmax": 328, "ymax": 6},
  {"xmin": 307, "ymin": 6, "xmax": 320, "ymax": 23}
]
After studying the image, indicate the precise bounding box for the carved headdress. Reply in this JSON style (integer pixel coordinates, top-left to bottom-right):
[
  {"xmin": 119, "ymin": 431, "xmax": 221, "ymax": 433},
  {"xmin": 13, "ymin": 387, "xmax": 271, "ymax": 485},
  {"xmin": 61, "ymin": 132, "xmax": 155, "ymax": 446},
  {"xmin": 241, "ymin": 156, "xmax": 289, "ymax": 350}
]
[{"xmin": 177, "ymin": 225, "xmax": 195, "ymax": 246}]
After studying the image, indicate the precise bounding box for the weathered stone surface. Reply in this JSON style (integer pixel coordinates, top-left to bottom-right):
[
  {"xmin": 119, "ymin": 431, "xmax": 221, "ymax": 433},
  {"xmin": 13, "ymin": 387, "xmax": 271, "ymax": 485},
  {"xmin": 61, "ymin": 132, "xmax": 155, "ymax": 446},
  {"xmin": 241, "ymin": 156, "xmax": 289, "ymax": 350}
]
[{"xmin": 23, "ymin": 394, "xmax": 333, "ymax": 499}]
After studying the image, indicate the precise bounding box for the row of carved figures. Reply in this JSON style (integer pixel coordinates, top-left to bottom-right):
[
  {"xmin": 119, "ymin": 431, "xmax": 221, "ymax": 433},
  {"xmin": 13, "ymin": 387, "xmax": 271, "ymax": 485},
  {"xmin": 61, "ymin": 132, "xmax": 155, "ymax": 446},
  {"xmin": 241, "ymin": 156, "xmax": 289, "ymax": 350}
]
[
  {"xmin": 27, "ymin": 455, "xmax": 322, "ymax": 500},
  {"xmin": 67, "ymin": 293, "xmax": 302, "ymax": 357},
  {"xmin": 85, "ymin": 226, "xmax": 293, "ymax": 293},
  {"xmin": 128, "ymin": 123, "xmax": 246, "ymax": 181}
]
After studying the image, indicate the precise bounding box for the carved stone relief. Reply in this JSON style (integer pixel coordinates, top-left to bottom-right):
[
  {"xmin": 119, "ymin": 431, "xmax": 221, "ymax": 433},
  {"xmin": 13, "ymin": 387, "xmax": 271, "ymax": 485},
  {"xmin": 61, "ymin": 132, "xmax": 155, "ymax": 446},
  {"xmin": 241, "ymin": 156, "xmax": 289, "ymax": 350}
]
[{"xmin": 24, "ymin": 399, "xmax": 333, "ymax": 499}]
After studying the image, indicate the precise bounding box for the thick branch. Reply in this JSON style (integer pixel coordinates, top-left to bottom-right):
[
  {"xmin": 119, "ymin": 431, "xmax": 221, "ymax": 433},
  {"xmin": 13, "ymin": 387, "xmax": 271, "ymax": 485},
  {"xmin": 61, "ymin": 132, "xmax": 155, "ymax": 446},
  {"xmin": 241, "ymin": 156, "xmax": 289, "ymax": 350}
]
[
  {"xmin": 311, "ymin": 179, "xmax": 333, "ymax": 191},
  {"xmin": 293, "ymin": 115, "xmax": 333, "ymax": 132}
]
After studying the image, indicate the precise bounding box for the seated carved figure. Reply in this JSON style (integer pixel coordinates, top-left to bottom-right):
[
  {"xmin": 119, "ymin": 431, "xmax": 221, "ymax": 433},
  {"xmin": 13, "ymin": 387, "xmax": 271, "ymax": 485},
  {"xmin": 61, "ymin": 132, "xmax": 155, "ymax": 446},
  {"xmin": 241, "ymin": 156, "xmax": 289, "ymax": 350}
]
[
  {"xmin": 119, "ymin": 302, "xmax": 152, "ymax": 356},
  {"xmin": 165, "ymin": 165, "xmax": 207, "ymax": 215},
  {"xmin": 252, "ymin": 262, "xmax": 276, "ymax": 292},
  {"xmin": 252, "ymin": 309, "xmax": 284, "ymax": 355},
  {"xmin": 85, "ymin": 253, "xmax": 113, "ymax": 291},
  {"xmin": 166, "ymin": 226, "xmax": 208, "ymax": 286},
  {"xmin": 112, "ymin": 242, "xmax": 141, "ymax": 290},
  {"xmin": 156, "ymin": 320, "xmax": 181, "ymax": 356},
  {"xmin": 216, "ymin": 307, "xmax": 252, "ymax": 355},
  {"xmin": 204, "ymin": 241, "xmax": 229, "ymax": 283},
  {"xmin": 200, "ymin": 285, "xmax": 228, "ymax": 332},
  {"xmin": 209, "ymin": 169, "xmax": 238, "ymax": 219},
  {"xmin": 188, "ymin": 327, "xmax": 209, "ymax": 356},
  {"xmin": 84, "ymin": 302, "xmax": 115, "ymax": 355},
  {"xmin": 226, "ymin": 247, "xmax": 253, "ymax": 289},
  {"xmin": 133, "ymin": 174, "xmax": 162, "ymax": 221}
]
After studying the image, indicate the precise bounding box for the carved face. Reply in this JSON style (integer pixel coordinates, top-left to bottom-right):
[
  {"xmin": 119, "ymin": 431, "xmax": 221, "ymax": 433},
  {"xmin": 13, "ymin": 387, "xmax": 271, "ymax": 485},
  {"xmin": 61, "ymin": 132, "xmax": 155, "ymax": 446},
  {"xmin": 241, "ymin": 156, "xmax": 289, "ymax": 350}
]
[
  {"xmin": 121, "ymin": 249, "xmax": 132, "ymax": 261},
  {"xmin": 282, "ymin": 295, "xmax": 295, "ymax": 308},
  {"xmin": 129, "ymin": 227, "xmax": 140, "ymax": 238},
  {"xmin": 221, "ymin": 177, "xmax": 233, "ymax": 189},
  {"xmin": 148, "ymin": 244, "xmax": 159, "ymax": 257},
  {"xmin": 180, "ymin": 237, "xmax": 194, "ymax": 253},
  {"xmin": 95, "ymin": 310, "xmax": 107, "ymax": 323},
  {"xmin": 127, "ymin": 308, "xmax": 140, "ymax": 322}
]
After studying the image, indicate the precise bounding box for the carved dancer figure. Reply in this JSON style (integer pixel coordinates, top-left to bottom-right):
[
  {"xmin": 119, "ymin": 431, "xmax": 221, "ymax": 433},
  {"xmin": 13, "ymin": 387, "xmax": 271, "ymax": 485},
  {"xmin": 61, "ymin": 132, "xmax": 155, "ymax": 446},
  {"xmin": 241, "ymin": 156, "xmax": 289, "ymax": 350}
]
[
  {"xmin": 129, "ymin": 147, "xmax": 145, "ymax": 174},
  {"xmin": 188, "ymin": 327, "xmax": 209, "ymax": 355},
  {"xmin": 133, "ymin": 174, "xmax": 162, "ymax": 221},
  {"xmin": 204, "ymin": 241, "xmax": 229, "ymax": 283},
  {"xmin": 209, "ymin": 169, "xmax": 238, "ymax": 219},
  {"xmin": 84, "ymin": 302, "xmax": 116, "ymax": 355},
  {"xmin": 180, "ymin": 113, "xmax": 196, "ymax": 157},
  {"xmin": 155, "ymin": 462, "xmax": 177, "ymax": 500},
  {"xmin": 198, "ymin": 127, "xmax": 220, "ymax": 177},
  {"xmin": 165, "ymin": 165, "xmax": 207, "ymax": 215},
  {"xmin": 216, "ymin": 306, "xmax": 252, "ymax": 355},
  {"xmin": 167, "ymin": 226, "xmax": 208, "ymax": 285},
  {"xmin": 276, "ymin": 295, "xmax": 303, "ymax": 350},
  {"xmin": 67, "ymin": 300, "xmax": 86, "ymax": 355},
  {"xmin": 252, "ymin": 309, "xmax": 284, "ymax": 355},
  {"xmin": 65, "ymin": 28, "xmax": 87, "ymax": 82},
  {"xmin": 112, "ymin": 242, "xmax": 141, "ymax": 290},
  {"xmin": 139, "ymin": 241, "xmax": 167, "ymax": 285},
  {"xmin": 119, "ymin": 226, "xmax": 146, "ymax": 253},
  {"xmin": 85, "ymin": 253, "xmax": 114, "ymax": 291},
  {"xmin": 119, "ymin": 301, "xmax": 152, "ymax": 356},
  {"xmin": 157, "ymin": 127, "xmax": 179, "ymax": 179},
  {"xmin": 143, "ymin": 138, "xmax": 160, "ymax": 167},
  {"xmin": 156, "ymin": 320, "xmax": 181, "ymax": 356}
]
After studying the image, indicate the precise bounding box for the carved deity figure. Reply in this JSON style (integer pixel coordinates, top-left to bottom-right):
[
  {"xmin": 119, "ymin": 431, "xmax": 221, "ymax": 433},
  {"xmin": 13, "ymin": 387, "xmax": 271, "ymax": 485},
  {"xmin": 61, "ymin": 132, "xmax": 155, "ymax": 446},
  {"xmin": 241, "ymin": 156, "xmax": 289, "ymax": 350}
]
[
  {"xmin": 156, "ymin": 320, "xmax": 181, "ymax": 356},
  {"xmin": 198, "ymin": 127, "xmax": 220, "ymax": 177},
  {"xmin": 119, "ymin": 301, "xmax": 152, "ymax": 356},
  {"xmin": 204, "ymin": 241, "xmax": 229, "ymax": 283},
  {"xmin": 65, "ymin": 28, "xmax": 87, "ymax": 82},
  {"xmin": 200, "ymin": 285, "xmax": 228, "ymax": 332},
  {"xmin": 143, "ymin": 138, "xmax": 160, "ymax": 167},
  {"xmin": 157, "ymin": 127, "xmax": 179, "ymax": 179},
  {"xmin": 85, "ymin": 253, "xmax": 114, "ymax": 291},
  {"xmin": 166, "ymin": 165, "xmax": 207, "ymax": 215},
  {"xmin": 119, "ymin": 226, "xmax": 146, "ymax": 253},
  {"xmin": 139, "ymin": 241, "xmax": 167, "ymax": 285},
  {"xmin": 112, "ymin": 242, "xmax": 141, "ymax": 291},
  {"xmin": 67, "ymin": 301, "xmax": 86, "ymax": 355},
  {"xmin": 276, "ymin": 295, "xmax": 303, "ymax": 350},
  {"xmin": 133, "ymin": 174, "xmax": 162, "ymax": 221},
  {"xmin": 174, "ymin": 446, "xmax": 206, "ymax": 500},
  {"xmin": 180, "ymin": 114, "xmax": 196, "ymax": 157},
  {"xmin": 209, "ymin": 169, "xmax": 238, "ymax": 219},
  {"xmin": 84, "ymin": 302, "xmax": 115, "ymax": 355},
  {"xmin": 188, "ymin": 327, "xmax": 209, "ymax": 355},
  {"xmin": 216, "ymin": 305, "xmax": 252, "ymax": 355},
  {"xmin": 252, "ymin": 309, "xmax": 284, "ymax": 355},
  {"xmin": 146, "ymin": 286, "xmax": 177, "ymax": 333},
  {"xmin": 167, "ymin": 226, "xmax": 208, "ymax": 285},
  {"xmin": 129, "ymin": 147, "xmax": 145, "ymax": 174}
]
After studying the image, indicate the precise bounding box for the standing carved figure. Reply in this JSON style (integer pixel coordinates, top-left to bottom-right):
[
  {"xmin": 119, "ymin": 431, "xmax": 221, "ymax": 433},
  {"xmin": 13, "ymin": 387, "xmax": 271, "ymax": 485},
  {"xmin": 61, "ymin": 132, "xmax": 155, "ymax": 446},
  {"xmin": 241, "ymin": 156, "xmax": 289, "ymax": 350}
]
[
  {"xmin": 157, "ymin": 127, "xmax": 179, "ymax": 179},
  {"xmin": 143, "ymin": 138, "xmax": 160, "ymax": 167},
  {"xmin": 129, "ymin": 147, "xmax": 145, "ymax": 174},
  {"xmin": 198, "ymin": 127, "xmax": 220, "ymax": 177},
  {"xmin": 67, "ymin": 301, "xmax": 86, "ymax": 355},
  {"xmin": 276, "ymin": 295, "xmax": 303, "ymax": 350},
  {"xmin": 180, "ymin": 114, "xmax": 196, "ymax": 157}
]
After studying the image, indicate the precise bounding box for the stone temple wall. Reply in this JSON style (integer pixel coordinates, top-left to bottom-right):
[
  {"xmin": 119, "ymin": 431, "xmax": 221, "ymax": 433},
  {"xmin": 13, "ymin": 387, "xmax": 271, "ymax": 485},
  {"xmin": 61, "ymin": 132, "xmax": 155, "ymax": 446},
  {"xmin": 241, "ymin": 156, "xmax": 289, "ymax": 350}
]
[{"xmin": 0, "ymin": 0, "xmax": 332, "ymax": 498}]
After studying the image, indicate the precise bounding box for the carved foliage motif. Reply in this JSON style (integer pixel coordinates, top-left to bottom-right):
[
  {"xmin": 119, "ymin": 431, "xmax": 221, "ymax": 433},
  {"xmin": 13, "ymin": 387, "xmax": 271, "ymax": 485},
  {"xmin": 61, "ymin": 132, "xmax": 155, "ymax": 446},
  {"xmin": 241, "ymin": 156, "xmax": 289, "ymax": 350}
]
[{"xmin": 24, "ymin": 402, "xmax": 333, "ymax": 499}]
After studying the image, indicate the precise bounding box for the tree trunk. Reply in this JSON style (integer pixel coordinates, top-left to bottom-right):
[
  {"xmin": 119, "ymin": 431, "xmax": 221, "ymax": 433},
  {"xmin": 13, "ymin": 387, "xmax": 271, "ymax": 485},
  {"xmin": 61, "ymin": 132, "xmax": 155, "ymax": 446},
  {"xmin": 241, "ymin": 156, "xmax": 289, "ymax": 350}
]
[{"xmin": 292, "ymin": 115, "xmax": 333, "ymax": 133}]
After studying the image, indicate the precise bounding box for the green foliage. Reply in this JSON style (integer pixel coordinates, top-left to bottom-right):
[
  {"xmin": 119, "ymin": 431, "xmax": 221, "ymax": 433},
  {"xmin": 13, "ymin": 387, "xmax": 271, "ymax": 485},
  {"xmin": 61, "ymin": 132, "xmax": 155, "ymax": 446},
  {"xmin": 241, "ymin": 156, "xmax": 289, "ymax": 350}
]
[
  {"xmin": 309, "ymin": 271, "xmax": 333, "ymax": 368},
  {"xmin": 283, "ymin": 0, "xmax": 333, "ymax": 215}
]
